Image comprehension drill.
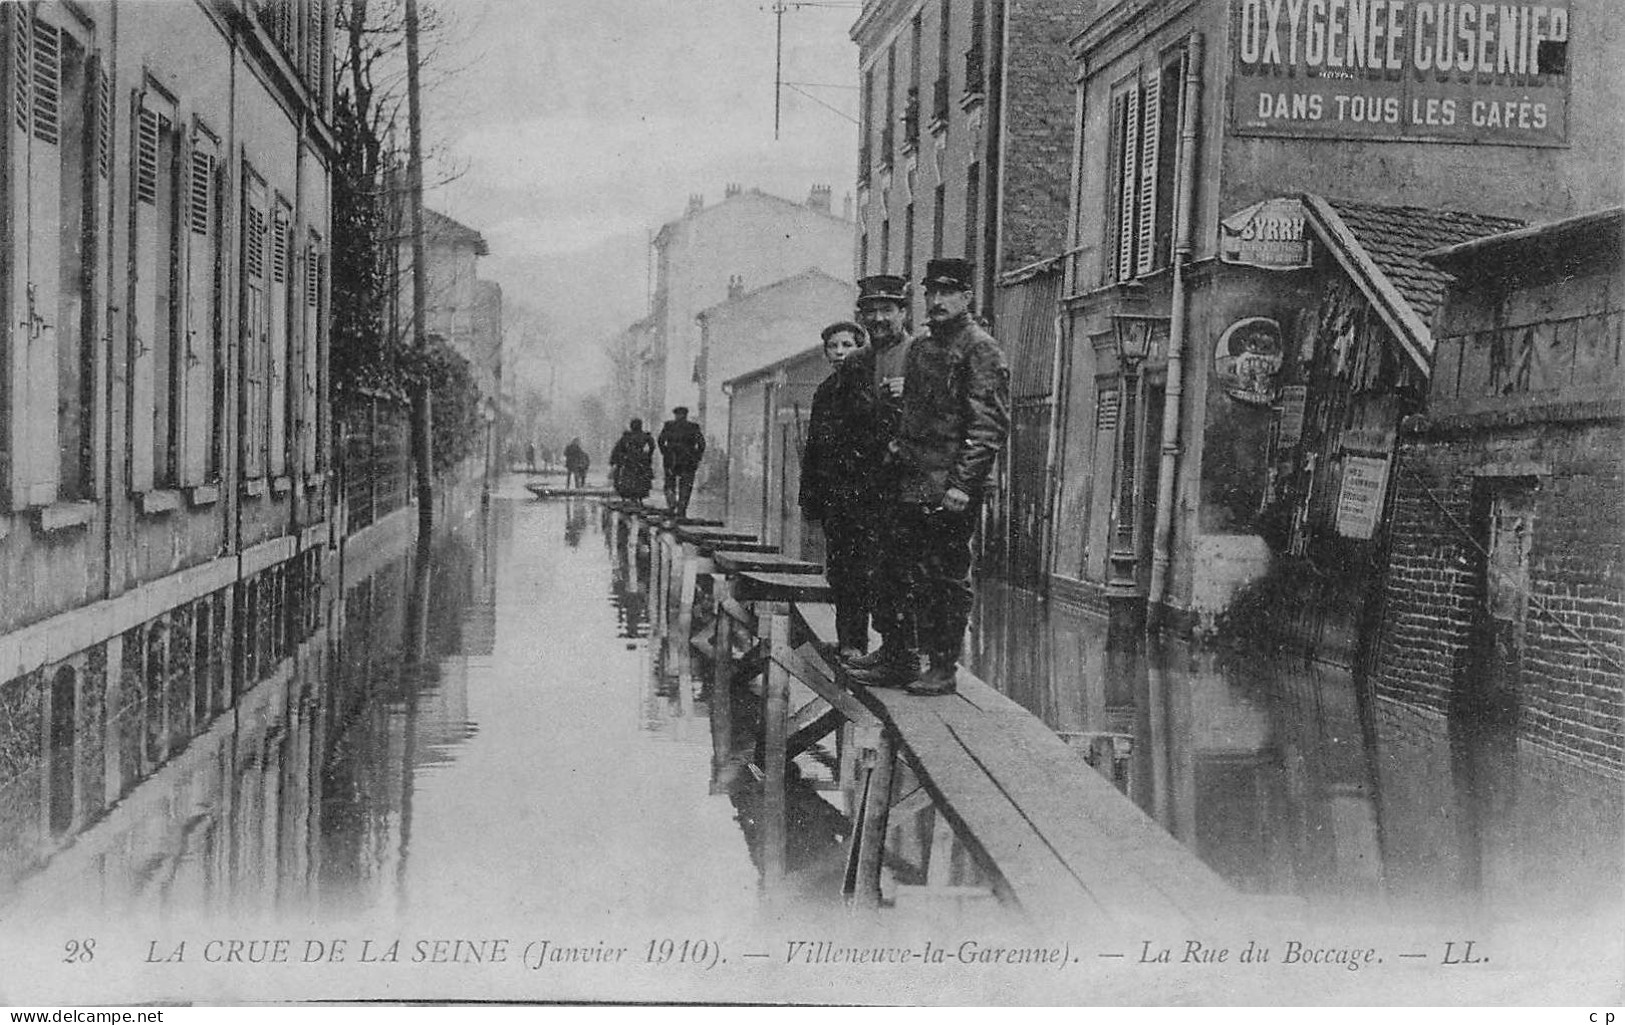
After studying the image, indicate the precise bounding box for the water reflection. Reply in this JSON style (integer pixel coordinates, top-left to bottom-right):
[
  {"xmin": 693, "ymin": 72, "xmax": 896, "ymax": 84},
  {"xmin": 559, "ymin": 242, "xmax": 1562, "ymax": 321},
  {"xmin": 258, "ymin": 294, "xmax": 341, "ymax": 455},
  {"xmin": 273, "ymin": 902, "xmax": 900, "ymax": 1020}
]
[{"xmin": 966, "ymin": 581, "xmax": 1623, "ymax": 920}]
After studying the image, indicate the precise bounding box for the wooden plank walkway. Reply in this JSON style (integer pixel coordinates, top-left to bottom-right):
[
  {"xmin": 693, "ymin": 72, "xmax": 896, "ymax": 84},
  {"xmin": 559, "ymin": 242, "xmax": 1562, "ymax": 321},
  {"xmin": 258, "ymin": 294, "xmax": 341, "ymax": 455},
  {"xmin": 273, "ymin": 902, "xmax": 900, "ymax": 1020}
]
[
  {"xmin": 608, "ymin": 497, "xmax": 1255, "ymax": 929},
  {"xmin": 792, "ymin": 602, "xmax": 1251, "ymax": 929}
]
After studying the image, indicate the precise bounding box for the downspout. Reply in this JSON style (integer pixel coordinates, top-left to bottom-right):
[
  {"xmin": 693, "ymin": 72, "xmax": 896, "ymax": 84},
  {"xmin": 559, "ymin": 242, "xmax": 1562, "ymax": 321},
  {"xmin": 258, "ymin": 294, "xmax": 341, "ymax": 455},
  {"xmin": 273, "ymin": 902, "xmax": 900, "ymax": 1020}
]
[
  {"xmin": 1040, "ymin": 59, "xmax": 1090, "ymax": 592},
  {"xmin": 1146, "ymin": 33, "xmax": 1202, "ymax": 629}
]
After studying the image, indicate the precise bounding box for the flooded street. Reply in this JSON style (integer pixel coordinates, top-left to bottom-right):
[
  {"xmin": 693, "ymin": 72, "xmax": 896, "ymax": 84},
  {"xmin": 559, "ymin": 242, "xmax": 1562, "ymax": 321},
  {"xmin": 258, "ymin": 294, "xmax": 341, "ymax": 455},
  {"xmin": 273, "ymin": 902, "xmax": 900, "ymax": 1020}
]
[{"xmin": 1, "ymin": 479, "xmax": 1618, "ymax": 1003}]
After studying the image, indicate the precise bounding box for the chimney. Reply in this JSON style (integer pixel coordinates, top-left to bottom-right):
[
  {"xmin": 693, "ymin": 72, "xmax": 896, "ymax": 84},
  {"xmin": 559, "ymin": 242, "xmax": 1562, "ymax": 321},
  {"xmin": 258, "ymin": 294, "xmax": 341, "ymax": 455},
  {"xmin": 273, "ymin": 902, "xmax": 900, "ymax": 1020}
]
[
  {"xmin": 806, "ymin": 183, "xmax": 832, "ymax": 213},
  {"xmin": 842, "ymin": 191, "xmax": 853, "ymax": 221},
  {"xmin": 727, "ymin": 274, "xmax": 745, "ymax": 301},
  {"xmin": 686, "ymin": 193, "xmax": 704, "ymax": 216},
  {"xmin": 724, "ymin": 182, "xmax": 743, "ymax": 199}
]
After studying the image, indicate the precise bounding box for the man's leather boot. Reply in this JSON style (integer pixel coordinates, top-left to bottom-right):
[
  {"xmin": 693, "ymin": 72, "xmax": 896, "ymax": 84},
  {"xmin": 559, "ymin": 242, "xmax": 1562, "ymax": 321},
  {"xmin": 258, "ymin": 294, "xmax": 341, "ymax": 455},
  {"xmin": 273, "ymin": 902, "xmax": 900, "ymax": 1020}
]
[
  {"xmin": 845, "ymin": 647, "xmax": 920, "ymax": 688},
  {"xmin": 905, "ymin": 660, "xmax": 958, "ymax": 696}
]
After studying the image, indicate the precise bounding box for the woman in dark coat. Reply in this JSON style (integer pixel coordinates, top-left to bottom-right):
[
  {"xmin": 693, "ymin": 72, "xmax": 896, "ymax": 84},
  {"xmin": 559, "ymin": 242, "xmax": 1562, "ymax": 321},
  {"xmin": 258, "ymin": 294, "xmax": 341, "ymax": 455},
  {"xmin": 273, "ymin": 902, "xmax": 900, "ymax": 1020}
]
[{"xmin": 609, "ymin": 419, "xmax": 656, "ymax": 503}]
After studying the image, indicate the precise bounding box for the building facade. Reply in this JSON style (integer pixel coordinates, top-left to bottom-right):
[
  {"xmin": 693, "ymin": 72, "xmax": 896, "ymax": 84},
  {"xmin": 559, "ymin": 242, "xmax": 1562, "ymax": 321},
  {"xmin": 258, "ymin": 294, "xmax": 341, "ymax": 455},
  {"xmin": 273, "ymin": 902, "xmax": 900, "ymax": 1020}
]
[
  {"xmin": 696, "ymin": 266, "xmax": 852, "ymax": 461},
  {"xmin": 1051, "ymin": 0, "xmax": 1622, "ymax": 647},
  {"xmin": 0, "ymin": 0, "xmax": 334, "ymax": 880},
  {"xmin": 1373, "ymin": 207, "xmax": 1623, "ymax": 774},
  {"xmin": 851, "ymin": 0, "xmax": 1084, "ymax": 594},
  {"xmin": 647, "ymin": 184, "xmax": 853, "ymax": 435}
]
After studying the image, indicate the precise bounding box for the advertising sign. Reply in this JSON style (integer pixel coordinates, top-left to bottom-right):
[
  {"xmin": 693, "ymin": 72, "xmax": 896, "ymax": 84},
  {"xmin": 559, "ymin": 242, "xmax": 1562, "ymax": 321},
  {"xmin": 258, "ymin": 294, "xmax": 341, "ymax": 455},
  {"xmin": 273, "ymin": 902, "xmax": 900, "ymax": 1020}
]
[
  {"xmin": 1215, "ymin": 317, "xmax": 1285, "ymax": 405},
  {"xmin": 1221, "ymin": 197, "xmax": 1314, "ymax": 269},
  {"xmin": 1336, "ymin": 454, "xmax": 1391, "ymax": 539},
  {"xmin": 1229, "ymin": 0, "xmax": 1570, "ymax": 145}
]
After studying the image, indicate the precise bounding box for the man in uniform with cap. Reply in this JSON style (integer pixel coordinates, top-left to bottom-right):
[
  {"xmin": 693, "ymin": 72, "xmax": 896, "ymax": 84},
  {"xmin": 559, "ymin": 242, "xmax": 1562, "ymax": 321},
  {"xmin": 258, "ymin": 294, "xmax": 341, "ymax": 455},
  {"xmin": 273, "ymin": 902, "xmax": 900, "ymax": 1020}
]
[
  {"xmin": 658, "ymin": 406, "xmax": 706, "ymax": 517},
  {"xmin": 842, "ymin": 274, "xmax": 921, "ymax": 682},
  {"xmin": 870, "ymin": 257, "xmax": 1008, "ymax": 696}
]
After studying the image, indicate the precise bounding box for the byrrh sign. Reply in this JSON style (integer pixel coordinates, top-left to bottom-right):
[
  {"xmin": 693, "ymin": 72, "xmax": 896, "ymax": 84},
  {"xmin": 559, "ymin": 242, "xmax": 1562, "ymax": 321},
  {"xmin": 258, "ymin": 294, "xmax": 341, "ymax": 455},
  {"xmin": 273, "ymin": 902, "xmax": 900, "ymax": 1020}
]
[{"xmin": 1230, "ymin": 0, "xmax": 1571, "ymax": 144}]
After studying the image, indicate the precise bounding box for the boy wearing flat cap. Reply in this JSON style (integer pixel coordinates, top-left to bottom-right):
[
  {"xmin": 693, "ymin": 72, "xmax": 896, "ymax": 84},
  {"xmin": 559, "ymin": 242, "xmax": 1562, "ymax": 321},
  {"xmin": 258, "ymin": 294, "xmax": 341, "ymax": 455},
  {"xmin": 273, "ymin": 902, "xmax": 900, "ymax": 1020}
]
[{"xmin": 800, "ymin": 320, "xmax": 881, "ymax": 660}]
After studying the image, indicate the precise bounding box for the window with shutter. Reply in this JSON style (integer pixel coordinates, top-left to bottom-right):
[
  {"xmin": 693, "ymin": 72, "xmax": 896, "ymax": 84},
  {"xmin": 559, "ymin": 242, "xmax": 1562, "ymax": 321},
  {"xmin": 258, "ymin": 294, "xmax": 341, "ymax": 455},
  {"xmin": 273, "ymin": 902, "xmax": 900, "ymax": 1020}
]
[
  {"xmin": 241, "ymin": 171, "xmax": 269, "ymax": 481},
  {"xmin": 268, "ymin": 201, "xmax": 291, "ymax": 478},
  {"xmin": 1134, "ymin": 76, "xmax": 1161, "ymax": 278},
  {"xmin": 302, "ymin": 236, "xmax": 323, "ymax": 473},
  {"xmin": 6, "ymin": 4, "xmax": 97, "ymax": 506},
  {"xmin": 182, "ymin": 130, "xmax": 220, "ymax": 486},
  {"xmin": 131, "ymin": 91, "xmax": 181, "ymax": 491},
  {"xmin": 30, "ymin": 17, "xmax": 58, "ymax": 146},
  {"xmin": 1115, "ymin": 86, "xmax": 1140, "ymax": 283}
]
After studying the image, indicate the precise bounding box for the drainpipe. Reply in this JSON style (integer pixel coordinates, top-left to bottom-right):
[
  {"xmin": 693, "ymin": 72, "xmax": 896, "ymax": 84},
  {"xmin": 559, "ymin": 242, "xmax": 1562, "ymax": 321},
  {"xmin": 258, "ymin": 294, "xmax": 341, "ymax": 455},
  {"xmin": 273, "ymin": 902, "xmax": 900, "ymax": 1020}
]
[{"xmin": 1146, "ymin": 33, "xmax": 1202, "ymax": 630}]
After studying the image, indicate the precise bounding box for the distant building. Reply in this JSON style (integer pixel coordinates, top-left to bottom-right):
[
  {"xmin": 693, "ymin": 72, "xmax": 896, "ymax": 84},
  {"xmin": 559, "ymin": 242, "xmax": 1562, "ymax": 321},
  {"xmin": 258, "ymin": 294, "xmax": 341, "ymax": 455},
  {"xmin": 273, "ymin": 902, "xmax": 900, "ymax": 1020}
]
[
  {"xmin": 696, "ymin": 267, "xmax": 853, "ymax": 456},
  {"xmin": 646, "ymin": 185, "xmax": 853, "ymax": 428},
  {"xmin": 851, "ymin": 0, "xmax": 1082, "ymax": 313},
  {"xmin": 722, "ymin": 345, "xmax": 829, "ymax": 559},
  {"xmin": 1048, "ymin": 0, "xmax": 1622, "ymax": 652},
  {"xmin": 423, "ymin": 209, "xmax": 501, "ymax": 405},
  {"xmin": 1374, "ymin": 207, "xmax": 1623, "ymax": 774}
]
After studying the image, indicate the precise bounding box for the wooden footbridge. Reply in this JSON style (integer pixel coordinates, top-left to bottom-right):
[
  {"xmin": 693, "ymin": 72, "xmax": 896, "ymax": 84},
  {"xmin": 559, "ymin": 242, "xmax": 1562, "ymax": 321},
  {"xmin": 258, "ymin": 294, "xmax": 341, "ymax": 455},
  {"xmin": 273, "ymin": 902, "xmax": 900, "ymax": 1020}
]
[{"xmin": 602, "ymin": 498, "xmax": 1250, "ymax": 928}]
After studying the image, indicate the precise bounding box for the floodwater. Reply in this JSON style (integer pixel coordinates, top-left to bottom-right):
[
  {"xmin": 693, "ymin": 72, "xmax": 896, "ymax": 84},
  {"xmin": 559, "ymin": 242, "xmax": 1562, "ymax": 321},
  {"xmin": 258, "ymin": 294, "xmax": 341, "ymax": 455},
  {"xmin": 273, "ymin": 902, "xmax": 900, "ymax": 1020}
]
[
  {"xmin": 967, "ymin": 580, "xmax": 1625, "ymax": 927},
  {"xmin": 1, "ymin": 475, "xmax": 1619, "ymax": 1002}
]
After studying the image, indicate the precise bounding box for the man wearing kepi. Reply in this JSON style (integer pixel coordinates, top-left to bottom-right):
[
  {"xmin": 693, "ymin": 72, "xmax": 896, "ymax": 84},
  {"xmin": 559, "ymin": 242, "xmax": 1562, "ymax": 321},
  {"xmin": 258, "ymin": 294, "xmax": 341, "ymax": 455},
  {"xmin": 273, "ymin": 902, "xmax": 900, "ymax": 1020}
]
[
  {"xmin": 658, "ymin": 406, "xmax": 706, "ymax": 517},
  {"xmin": 843, "ymin": 274, "xmax": 918, "ymax": 683},
  {"xmin": 891, "ymin": 257, "xmax": 1008, "ymax": 696}
]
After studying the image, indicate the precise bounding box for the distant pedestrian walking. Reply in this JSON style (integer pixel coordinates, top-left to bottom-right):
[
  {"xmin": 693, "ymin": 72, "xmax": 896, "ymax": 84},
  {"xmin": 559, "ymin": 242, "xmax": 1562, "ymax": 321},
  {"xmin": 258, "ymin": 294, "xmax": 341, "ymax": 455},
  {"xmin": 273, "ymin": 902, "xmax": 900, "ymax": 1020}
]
[
  {"xmin": 657, "ymin": 406, "xmax": 706, "ymax": 517},
  {"xmin": 609, "ymin": 419, "xmax": 656, "ymax": 504},
  {"xmin": 526, "ymin": 442, "xmax": 538, "ymax": 472},
  {"xmin": 564, "ymin": 436, "xmax": 590, "ymax": 489}
]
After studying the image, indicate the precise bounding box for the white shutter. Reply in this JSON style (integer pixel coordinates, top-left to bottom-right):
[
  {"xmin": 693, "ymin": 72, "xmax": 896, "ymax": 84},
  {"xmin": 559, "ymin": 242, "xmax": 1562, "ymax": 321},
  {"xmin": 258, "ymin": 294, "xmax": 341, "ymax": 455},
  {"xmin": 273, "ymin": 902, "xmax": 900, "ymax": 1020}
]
[
  {"xmin": 182, "ymin": 141, "xmax": 216, "ymax": 485},
  {"xmin": 1115, "ymin": 85, "xmax": 1140, "ymax": 283},
  {"xmin": 6, "ymin": 3, "xmax": 31, "ymax": 506},
  {"xmin": 1134, "ymin": 75, "xmax": 1161, "ymax": 278},
  {"xmin": 24, "ymin": 15, "xmax": 62, "ymax": 503},
  {"xmin": 129, "ymin": 101, "xmax": 159, "ymax": 491},
  {"xmin": 268, "ymin": 205, "xmax": 289, "ymax": 477}
]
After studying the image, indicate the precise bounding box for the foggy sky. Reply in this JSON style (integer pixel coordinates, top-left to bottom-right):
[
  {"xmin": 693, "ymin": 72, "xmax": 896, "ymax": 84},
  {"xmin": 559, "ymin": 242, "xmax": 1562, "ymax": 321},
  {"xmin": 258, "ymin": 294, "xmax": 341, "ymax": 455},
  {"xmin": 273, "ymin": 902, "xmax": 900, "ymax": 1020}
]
[{"xmin": 422, "ymin": 0, "xmax": 861, "ymax": 394}]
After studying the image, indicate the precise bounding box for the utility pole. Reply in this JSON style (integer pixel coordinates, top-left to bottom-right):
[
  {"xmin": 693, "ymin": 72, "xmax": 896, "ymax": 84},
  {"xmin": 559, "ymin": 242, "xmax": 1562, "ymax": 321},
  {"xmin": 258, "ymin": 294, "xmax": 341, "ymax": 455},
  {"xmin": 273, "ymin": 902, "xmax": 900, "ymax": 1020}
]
[
  {"xmin": 405, "ymin": 0, "xmax": 433, "ymax": 536},
  {"xmin": 773, "ymin": 0, "xmax": 785, "ymax": 139}
]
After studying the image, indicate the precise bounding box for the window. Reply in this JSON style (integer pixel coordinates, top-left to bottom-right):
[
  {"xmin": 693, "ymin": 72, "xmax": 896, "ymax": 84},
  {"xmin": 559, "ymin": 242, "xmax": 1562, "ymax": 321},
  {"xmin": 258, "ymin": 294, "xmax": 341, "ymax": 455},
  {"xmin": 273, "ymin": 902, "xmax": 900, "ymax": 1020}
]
[
  {"xmin": 859, "ymin": 67, "xmax": 873, "ymax": 181},
  {"xmin": 184, "ymin": 125, "xmax": 221, "ymax": 485},
  {"xmin": 880, "ymin": 217, "xmax": 891, "ymax": 273},
  {"xmin": 1105, "ymin": 54, "xmax": 1183, "ymax": 284},
  {"xmin": 905, "ymin": 13, "xmax": 922, "ymax": 148},
  {"xmin": 936, "ymin": 0, "xmax": 952, "ymax": 119},
  {"xmin": 268, "ymin": 197, "xmax": 291, "ymax": 478},
  {"xmin": 881, "ymin": 44, "xmax": 896, "ymax": 169},
  {"xmin": 964, "ymin": 162, "xmax": 980, "ymax": 265},
  {"xmin": 6, "ymin": 3, "xmax": 98, "ymax": 507},
  {"xmin": 240, "ymin": 167, "xmax": 270, "ymax": 482},
  {"xmin": 301, "ymin": 231, "xmax": 324, "ymax": 473},
  {"xmin": 859, "ymin": 231, "xmax": 869, "ymax": 276},
  {"xmin": 965, "ymin": 0, "xmax": 986, "ymax": 95},
  {"xmin": 932, "ymin": 183, "xmax": 945, "ymax": 257},
  {"xmin": 904, "ymin": 202, "xmax": 915, "ymax": 282},
  {"xmin": 131, "ymin": 88, "xmax": 182, "ymax": 491}
]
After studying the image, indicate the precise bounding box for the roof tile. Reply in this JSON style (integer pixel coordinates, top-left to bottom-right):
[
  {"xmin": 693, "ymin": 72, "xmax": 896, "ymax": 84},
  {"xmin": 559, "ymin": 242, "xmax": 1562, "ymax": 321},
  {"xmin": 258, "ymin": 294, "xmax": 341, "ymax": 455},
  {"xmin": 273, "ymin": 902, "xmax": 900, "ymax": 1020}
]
[{"xmin": 1323, "ymin": 199, "xmax": 1524, "ymax": 324}]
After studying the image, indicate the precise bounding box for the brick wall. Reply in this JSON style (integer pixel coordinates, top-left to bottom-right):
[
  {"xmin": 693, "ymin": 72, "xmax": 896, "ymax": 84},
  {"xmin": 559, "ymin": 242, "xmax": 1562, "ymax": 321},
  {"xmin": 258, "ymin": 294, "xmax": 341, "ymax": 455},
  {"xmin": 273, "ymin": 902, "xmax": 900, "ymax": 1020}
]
[
  {"xmin": 999, "ymin": 0, "xmax": 1083, "ymax": 273},
  {"xmin": 1376, "ymin": 418, "xmax": 1625, "ymax": 773}
]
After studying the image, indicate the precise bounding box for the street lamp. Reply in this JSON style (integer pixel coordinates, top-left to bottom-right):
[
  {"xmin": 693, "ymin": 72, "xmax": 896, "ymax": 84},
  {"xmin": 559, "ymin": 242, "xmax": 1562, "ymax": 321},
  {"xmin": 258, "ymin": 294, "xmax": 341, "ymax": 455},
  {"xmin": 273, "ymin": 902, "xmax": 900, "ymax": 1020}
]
[{"xmin": 1106, "ymin": 315, "xmax": 1161, "ymax": 600}]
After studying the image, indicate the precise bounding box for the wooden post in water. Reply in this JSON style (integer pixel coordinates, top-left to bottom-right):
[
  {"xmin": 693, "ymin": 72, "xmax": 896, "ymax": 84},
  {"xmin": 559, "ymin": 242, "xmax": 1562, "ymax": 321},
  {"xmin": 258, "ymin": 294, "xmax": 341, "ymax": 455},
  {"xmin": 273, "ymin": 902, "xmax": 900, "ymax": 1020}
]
[
  {"xmin": 707, "ymin": 584, "xmax": 735, "ymax": 792},
  {"xmin": 852, "ymin": 730, "xmax": 895, "ymax": 908},
  {"xmin": 760, "ymin": 606, "xmax": 791, "ymax": 887}
]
